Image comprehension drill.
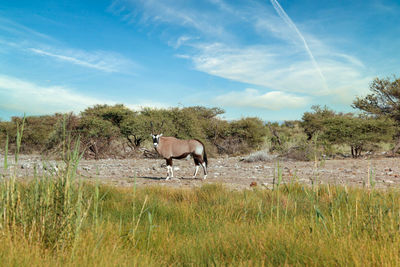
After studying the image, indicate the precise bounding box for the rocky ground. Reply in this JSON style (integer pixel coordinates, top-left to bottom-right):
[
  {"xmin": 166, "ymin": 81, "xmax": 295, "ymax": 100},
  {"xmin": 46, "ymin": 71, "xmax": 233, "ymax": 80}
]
[{"xmin": 2, "ymin": 154, "xmax": 400, "ymax": 190}]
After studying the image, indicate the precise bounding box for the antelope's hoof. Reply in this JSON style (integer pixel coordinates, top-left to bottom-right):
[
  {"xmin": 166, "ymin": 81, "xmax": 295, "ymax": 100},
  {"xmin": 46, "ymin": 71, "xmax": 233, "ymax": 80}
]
[
  {"xmin": 203, "ymin": 175, "xmax": 207, "ymax": 180},
  {"xmin": 166, "ymin": 177, "xmax": 170, "ymax": 181}
]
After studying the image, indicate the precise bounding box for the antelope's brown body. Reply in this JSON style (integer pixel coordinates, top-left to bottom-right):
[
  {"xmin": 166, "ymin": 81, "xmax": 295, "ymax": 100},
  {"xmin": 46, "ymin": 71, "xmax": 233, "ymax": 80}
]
[{"xmin": 153, "ymin": 136, "xmax": 208, "ymax": 180}]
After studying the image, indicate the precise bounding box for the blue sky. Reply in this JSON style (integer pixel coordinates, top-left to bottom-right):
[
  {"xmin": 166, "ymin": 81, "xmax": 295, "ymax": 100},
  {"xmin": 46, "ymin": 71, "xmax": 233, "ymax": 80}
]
[{"xmin": 0, "ymin": 0, "xmax": 399, "ymax": 121}]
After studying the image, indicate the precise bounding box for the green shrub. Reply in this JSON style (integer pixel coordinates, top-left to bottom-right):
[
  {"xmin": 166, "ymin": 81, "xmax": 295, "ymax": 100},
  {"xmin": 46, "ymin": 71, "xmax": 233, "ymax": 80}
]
[
  {"xmin": 0, "ymin": 105, "xmax": 268, "ymax": 158},
  {"xmin": 301, "ymin": 106, "xmax": 396, "ymax": 158}
]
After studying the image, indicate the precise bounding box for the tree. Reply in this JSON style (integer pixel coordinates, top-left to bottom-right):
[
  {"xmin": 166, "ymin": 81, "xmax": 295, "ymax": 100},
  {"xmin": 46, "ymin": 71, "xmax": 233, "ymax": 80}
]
[
  {"xmin": 78, "ymin": 116, "xmax": 120, "ymax": 159},
  {"xmin": 267, "ymin": 121, "xmax": 306, "ymax": 154},
  {"xmin": 120, "ymin": 114, "xmax": 150, "ymax": 148},
  {"xmin": 46, "ymin": 113, "xmax": 80, "ymax": 152},
  {"xmin": 79, "ymin": 104, "xmax": 137, "ymax": 156},
  {"xmin": 353, "ymin": 76, "xmax": 400, "ymax": 154},
  {"xmin": 228, "ymin": 117, "xmax": 267, "ymax": 154},
  {"xmin": 81, "ymin": 104, "xmax": 135, "ymax": 128},
  {"xmin": 301, "ymin": 106, "xmax": 395, "ymax": 158},
  {"xmin": 321, "ymin": 114, "xmax": 395, "ymax": 158},
  {"xmin": 0, "ymin": 115, "xmax": 63, "ymax": 154},
  {"xmin": 301, "ymin": 105, "xmax": 335, "ymax": 140}
]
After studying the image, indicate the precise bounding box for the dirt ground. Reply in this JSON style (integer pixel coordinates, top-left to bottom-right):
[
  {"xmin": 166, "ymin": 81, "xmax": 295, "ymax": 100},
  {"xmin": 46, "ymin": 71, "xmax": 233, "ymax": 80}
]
[{"xmin": 3, "ymin": 154, "xmax": 400, "ymax": 190}]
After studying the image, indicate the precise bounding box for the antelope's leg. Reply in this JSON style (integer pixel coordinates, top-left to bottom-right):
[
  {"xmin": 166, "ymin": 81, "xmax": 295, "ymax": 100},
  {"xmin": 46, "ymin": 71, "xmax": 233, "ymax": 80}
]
[
  {"xmin": 193, "ymin": 157, "xmax": 200, "ymax": 178},
  {"xmin": 193, "ymin": 165, "xmax": 199, "ymax": 178},
  {"xmin": 201, "ymin": 162, "xmax": 207, "ymax": 180},
  {"xmin": 166, "ymin": 166, "xmax": 171, "ymax": 180},
  {"xmin": 166, "ymin": 158, "xmax": 173, "ymax": 180}
]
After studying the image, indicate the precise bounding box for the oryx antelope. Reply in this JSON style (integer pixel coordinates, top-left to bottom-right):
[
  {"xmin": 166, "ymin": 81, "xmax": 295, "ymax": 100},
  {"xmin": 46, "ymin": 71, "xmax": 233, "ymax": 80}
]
[{"xmin": 151, "ymin": 134, "xmax": 208, "ymax": 180}]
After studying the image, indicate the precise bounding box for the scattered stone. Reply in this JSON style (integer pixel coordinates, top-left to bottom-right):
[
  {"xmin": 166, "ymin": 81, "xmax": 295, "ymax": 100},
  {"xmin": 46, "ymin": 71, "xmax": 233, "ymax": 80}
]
[
  {"xmin": 383, "ymin": 180, "xmax": 394, "ymax": 184},
  {"xmin": 21, "ymin": 163, "xmax": 30, "ymax": 169},
  {"xmin": 4, "ymin": 154, "xmax": 400, "ymax": 190}
]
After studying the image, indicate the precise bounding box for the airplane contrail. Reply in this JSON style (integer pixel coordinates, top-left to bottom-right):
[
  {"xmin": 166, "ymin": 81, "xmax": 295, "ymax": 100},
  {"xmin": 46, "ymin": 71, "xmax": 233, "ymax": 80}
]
[{"xmin": 270, "ymin": 0, "xmax": 328, "ymax": 89}]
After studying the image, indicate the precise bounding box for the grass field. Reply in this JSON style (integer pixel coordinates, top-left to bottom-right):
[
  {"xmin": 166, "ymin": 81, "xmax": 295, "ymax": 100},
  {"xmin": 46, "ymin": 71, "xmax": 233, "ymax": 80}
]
[
  {"xmin": 1, "ymin": 123, "xmax": 399, "ymax": 266},
  {"xmin": 1, "ymin": 171, "xmax": 400, "ymax": 266}
]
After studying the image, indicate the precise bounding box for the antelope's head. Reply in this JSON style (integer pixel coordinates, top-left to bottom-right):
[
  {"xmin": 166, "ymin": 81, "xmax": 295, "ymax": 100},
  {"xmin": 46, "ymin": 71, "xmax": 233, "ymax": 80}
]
[
  {"xmin": 151, "ymin": 133, "xmax": 163, "ymax": 148},
  {"xmin": 150, "ymin": 121, "xmax": 164, "ymax": 148}
]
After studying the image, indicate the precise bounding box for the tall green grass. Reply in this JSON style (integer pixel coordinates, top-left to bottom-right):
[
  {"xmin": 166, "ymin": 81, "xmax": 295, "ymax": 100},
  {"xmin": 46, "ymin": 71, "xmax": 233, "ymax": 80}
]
[
  {"xmin": 1, "ymin": 180, "xmax": 400, "ymax": 265},
  {"xmin": 1, "ymin": 119, "xmax": 400, "ymax": 266},
  {"xmin": 1, "ymin": 116, "xmax": 88, "ymax": 251}
]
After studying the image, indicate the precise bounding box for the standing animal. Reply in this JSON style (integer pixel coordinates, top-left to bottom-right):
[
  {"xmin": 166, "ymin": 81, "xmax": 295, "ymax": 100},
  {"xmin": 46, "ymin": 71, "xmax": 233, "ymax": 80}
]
[{"xmin": 151, "ymin": 134, "xmax": 208, "ymax": 180}]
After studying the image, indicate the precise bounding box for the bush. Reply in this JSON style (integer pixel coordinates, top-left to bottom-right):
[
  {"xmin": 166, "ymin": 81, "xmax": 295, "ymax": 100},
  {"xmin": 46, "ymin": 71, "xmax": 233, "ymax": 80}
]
[
  {"xmin": 0, "ymin": 105, "xmax": 268, "ymax": 158},
  {"xmin": 210, "ymin": 117, "xmax": 267, "ymax": 155},
  {"xmin": 0, "ymin": 115, "xmax": 62, "ymax": 154},
  {"xmin": 301, "ymin": 106, "xmax": 396, "ymax": 158},
  {"xmin": 241, "ymin": 150, "xmax": 276, "ymax": 163}
]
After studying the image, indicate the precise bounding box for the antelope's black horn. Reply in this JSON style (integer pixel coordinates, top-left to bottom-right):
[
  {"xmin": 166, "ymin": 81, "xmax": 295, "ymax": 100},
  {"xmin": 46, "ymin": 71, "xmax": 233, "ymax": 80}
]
[{"xmin": 150, "ymin": 122, "xmax": 154, "ymax": 134}]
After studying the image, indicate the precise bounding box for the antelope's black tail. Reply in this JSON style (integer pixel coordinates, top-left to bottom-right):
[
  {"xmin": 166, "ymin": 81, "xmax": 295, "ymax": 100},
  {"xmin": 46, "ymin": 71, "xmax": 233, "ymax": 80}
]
[{"xmin": 203, "ymin": 148, "xmax": 208, "ymax": 167}]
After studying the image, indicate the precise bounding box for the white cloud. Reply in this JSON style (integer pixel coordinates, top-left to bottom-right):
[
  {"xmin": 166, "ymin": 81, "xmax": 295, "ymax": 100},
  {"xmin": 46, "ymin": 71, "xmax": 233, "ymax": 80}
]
[
  {"xmin": 0, "ymin": 75, "xmax": 167, "ymax": 115},
  {"xmin": 214, "ymin": 88, "xmax": 309, "ymax": 110},
  {"xmin": 325, "ymin": 76, "xmax": 373, "ymax": 105},
  {"xmin": 0, "ymin": 75, "xmax": 114, "ymax": 115},
  {"xmin": 186, "ymin": 42, "xmax": 370, "ymax": 100},
  {"xmin": 126, "ymin": 102, "xmax": 170, "ymax": 111}
]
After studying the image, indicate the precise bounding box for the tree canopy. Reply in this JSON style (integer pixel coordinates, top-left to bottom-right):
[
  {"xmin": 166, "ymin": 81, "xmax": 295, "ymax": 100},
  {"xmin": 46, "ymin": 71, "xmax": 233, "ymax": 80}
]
[
  {"xmin": 353, "ymin": 76, "xmax": 400, "ymax": 153},
  {"xmin": 353, "ymin": 76, "xmax": 400, "ymax": 121},
  {"xmin": 301, "ymin": 106, "xmax": 395, "ymax": 157}
]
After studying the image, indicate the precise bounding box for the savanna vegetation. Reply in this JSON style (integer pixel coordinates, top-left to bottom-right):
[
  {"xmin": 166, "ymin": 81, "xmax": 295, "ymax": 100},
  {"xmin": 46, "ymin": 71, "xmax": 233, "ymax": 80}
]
[
  {"xmin": 264, "ymin": 75, "xmax": 400, "ymax": 159},
  {"xmin": 1, "ymin": 143, "xmax": 400, "ymax": 266},
  {"xmin": 0, "ymin": 105, "xmax": 267, "ymax": 159},
  {"xmin": 1, "ymin": 76, "xmax": 400, "ymax": 266},
  {"xmin": 0, "ymin": 75, "xmax": 399, "ymax": 161}
]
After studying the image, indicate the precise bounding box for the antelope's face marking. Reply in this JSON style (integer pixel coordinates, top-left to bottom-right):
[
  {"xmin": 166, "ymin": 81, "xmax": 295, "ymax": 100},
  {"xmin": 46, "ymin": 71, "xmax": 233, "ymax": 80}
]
[{"xmin": 151, "ymin": 134, "xmax": 163, "ymax": 148}]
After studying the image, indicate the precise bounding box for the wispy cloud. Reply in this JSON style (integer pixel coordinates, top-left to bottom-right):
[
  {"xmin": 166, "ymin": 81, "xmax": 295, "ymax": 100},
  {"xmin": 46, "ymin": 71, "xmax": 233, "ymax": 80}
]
[
  {"xmin": 214, "ymin": 88, "xmax": 309, "ymax": 110},
  {"xmin": 0, "ymin": 17, "xmax": 138, "ymax": 74},
  {"xmin": 29, "ymin": 47, "xmax": 137, "ymax": 73},
  {"xmin": 169, "ymin": 35, "xmax": 197, "ymax": 49},
  {"xmin": 110, "ymin": 0, "xmax": 232, "ymax": 39},
  {"xmin": 270, "ymin": 0, "xmax": 327, "ymax": 89},
  {"xmin": 371, "ymin": 1, "xmax": 400, "ymax": 14},
  {"xmin": 0, "ymin": 16, "xmax": 54, "ymax": 41},
  {"xmin": 0, "ymin": 40, "xmax": 139, "ymax": 74},
  {"xmin": 113, "ymin": 0, "xmax": 370, "ymax": 104}
]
